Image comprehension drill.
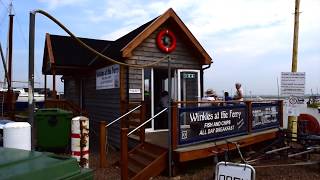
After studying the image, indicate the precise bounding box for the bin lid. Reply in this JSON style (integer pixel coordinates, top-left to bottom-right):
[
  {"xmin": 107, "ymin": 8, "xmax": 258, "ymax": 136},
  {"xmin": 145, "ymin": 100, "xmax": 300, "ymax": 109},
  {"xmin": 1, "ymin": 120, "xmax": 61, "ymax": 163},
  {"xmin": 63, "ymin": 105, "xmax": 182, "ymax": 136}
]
[
  {"xmin": 0, "ymin": 119, "xmax": 13, "ymax": 129},
  {"xmin": 3, "ymin": 122, "xmax": 31, "ymax": 129},
  {"xmin": 0, "ymin": 147, "xmax": 92, "ymax": 180},
  {"xmin": 35, "ymin": 108, "xmax": 72, "ymax": 116}
]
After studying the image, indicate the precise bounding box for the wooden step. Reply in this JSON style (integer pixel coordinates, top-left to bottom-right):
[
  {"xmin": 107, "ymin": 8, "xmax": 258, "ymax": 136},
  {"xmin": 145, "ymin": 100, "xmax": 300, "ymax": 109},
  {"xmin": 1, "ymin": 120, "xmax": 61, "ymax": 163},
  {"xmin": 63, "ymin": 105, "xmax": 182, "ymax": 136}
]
[
  {"xmin": 129, "ymin": 151, "xmax": 153, "ymax": 167},
  {"xmin": 140, "ymin": 143, "xmax": 167, "ymax": 155},
  {"xmin": 135, "ymin": 147, "xmax": 159, "ymax": 160},
  {"xmin": 128, "ymin": 158, "xmax": 144, "ymax": 175},
  {"xmin": 128, "ymin": 118, "xmax": 141, "ymax": 127},
  {"xmin": 121, "ymin": 142, "xmax": 168, "ymax": 180}
]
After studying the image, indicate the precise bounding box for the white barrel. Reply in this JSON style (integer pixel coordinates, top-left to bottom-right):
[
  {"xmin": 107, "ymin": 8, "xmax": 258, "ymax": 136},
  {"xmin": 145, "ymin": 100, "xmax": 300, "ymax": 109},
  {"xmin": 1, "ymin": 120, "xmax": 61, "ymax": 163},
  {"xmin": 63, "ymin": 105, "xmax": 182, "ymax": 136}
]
[
  {"xmin": 3, "ymin": 122, "xmax": 31, "ymax": 150},
  {"xmin": 71, "ymin": 116, "xmax": 89, "ymax": 168}
]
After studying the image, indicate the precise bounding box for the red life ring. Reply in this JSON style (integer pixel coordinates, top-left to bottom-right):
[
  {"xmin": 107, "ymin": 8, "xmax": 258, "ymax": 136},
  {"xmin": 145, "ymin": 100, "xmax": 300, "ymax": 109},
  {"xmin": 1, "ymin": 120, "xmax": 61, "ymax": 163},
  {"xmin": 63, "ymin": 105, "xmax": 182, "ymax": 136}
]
[{"xmin": 156, "ymin": 29, "xmax": 177, "ymax": 53}]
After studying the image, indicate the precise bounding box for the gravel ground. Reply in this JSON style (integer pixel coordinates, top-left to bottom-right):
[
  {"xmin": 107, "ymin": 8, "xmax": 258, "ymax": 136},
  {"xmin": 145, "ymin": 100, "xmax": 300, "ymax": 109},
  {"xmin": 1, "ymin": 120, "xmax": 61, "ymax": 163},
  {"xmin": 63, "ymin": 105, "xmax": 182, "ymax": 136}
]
[{"xmin": 89, "ymin": 147, "xmax": 320, "ymax": 180}]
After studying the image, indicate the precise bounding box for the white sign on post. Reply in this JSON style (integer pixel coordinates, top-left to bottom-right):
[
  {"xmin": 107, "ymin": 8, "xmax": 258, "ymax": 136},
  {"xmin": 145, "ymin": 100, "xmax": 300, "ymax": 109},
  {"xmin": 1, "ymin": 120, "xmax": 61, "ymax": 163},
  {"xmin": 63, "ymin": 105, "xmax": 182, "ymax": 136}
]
[
  {"xmin": 280, "ymin": 72, "xmax": 305, "ymax": 97},
  {"xmin": 215, "ymin": 162, "xmax": 255, "ymax": 180},
  {"xmin": 96, "ymin": 64, "xmax": 119, "ymax": 90}
]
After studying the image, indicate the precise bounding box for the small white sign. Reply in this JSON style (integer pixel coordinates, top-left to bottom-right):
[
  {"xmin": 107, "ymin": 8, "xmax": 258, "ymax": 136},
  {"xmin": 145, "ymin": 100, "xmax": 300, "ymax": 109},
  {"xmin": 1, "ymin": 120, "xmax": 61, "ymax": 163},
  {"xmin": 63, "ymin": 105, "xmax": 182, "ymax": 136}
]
[
  {"xmin": 215, "ymin": 162, "xmax": 255, "ymax": 180},
  {"xmin": 96, "ymin": 64, "xmax": 119, "ymax": 90},
  {"xmin": 129, "ymin": 89, "xmax": 141, "ymax": 94},
  {"xmin": 281, "ymin": 72, "xmax": 305, "ymax": 97},
  {"xmin": 285, "ymin": 97, "xmax": 305, "ymax": 116}
]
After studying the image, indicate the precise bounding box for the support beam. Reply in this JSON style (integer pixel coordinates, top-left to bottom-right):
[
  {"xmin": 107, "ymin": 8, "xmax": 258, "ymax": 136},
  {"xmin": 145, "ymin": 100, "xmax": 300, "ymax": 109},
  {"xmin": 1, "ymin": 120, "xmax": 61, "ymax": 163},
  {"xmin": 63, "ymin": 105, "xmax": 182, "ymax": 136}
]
[
  {"xmin": 53, "ymin": 74, "xmax": 57, "ymax": 99},
  {"xmin": 28, "ymin": 11, "xmax": 35, "ymax": 149},
  {"xmin": 99, "ymin": 121, "xmax": 107, "ymax": 168},
  {"xmin": 44, "ymin": 75, "xmax": 47, "ymax": 100}
]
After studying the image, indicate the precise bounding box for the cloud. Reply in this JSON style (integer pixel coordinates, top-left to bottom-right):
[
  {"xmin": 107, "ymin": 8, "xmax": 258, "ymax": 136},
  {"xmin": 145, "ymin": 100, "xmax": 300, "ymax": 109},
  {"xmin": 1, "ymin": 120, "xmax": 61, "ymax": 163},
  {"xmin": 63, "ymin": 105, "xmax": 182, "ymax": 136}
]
[
  {"xmin": 101, "ymin": 25, "xmax": 138, "ymax": 40},
  {"xmin": 37, "ymin": 0, "xmax": 87, "ymax": 9},
  {"xmin": 77, "ymin": 0, "xmax": 320, "ymax": 94}
]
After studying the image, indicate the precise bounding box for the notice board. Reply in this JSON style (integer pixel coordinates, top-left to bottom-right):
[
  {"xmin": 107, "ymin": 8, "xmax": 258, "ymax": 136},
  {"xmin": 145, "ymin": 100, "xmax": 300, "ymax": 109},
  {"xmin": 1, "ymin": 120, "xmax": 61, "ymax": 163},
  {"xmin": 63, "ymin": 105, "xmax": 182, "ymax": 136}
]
[
  {"xmin": 96, "ymin": 64, "xmax": 120, "ymax": 90},
  {"xmin": 178, "ymin": 105, "xmax": 247, "ymax": 145},
  {"xmin": 252, "ymin": 103, "xmax": 280, "ymax": 131}
]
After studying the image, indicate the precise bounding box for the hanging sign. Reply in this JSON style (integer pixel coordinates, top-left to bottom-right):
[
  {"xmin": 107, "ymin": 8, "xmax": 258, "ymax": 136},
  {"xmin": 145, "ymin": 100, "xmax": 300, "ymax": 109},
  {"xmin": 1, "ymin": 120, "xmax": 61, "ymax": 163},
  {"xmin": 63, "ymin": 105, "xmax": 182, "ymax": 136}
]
[
  {"xmin": 96, "ymin": 64, "xmax": 119, "ymax": 90},
  {"xmin": 215, "ymin": 162, "xmax": 256, "ymax": 180},
  {"xmin": 178, "ymin": 105, "xmax": 247, "ymax": 145},
  {"xmin": 129, "ymin": 89, "xmax": 141, "ymax": 94}
]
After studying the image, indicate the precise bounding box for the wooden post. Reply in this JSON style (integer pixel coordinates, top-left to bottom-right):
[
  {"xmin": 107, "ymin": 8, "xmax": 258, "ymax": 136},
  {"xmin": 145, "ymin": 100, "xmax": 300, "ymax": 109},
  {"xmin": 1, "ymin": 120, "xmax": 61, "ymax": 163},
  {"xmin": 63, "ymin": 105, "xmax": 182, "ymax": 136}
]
[
  {"xmin": 121, "ymin": 128, "xmax": 128, "ymax": 180},
  {"xmin": 99, "ymin": 121, "xmax": 107, "ymax": 168},
  {"xmin": 52, "ymin": 74, "xmax": 57, "ymax": 99},
  {"xmin": 171, "ymin": 102, "xmax": 178, "ymax": 150},
  {"xmin": 120, "ymin": 100, "xmax": 128, "ymax": 128},
  {"xmin": 245, "ymin": 101, "xmax": 253, "ymax": 133},
  {"xmin": 139, "ymin": 101, "xmax": 146, "ymax": 143},
  {"xmin": 279, "ymin": 100, "xmax": 284, "ymax": 127},
  {"xmin": 288, "ymin": 0, "xmax": 301, "ymax": 141},
  {"xmin": 291, "ymin": 0, "xmax": 300, "ymax": 72},
  {"xmin": 44, "ymin": 75, "xmax": 47, "ymax": 101}
]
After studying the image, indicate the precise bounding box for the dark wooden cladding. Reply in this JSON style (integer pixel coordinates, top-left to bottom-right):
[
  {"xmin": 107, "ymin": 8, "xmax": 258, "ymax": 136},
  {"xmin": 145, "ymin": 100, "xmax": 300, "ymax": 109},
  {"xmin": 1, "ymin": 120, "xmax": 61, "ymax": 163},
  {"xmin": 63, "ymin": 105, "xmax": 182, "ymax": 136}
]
[
  {"xmin": 64, "ymin": 72, "xmax": 121, "ymax": 150},
  {"xmin": 83, "ymin": 73, "xmax": 121, "ymax": 149},
  {"xmin": 64, "ymin": 77, "xmax": 80, "ymax": 105}
]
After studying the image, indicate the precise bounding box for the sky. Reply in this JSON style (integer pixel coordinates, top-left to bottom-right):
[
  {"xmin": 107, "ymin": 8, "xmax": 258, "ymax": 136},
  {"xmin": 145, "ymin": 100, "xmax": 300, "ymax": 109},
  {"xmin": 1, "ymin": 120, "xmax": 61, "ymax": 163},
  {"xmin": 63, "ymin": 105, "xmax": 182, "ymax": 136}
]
[{"xmin": 0, "ymin": 0, "xmax": 319, "ymax": 96}]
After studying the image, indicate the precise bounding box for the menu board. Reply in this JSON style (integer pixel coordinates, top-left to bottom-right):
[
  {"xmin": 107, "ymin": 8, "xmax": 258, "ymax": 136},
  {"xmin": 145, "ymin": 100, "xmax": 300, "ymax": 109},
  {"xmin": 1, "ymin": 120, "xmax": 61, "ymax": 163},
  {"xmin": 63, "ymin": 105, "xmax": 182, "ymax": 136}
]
[
  {"xmin": 178, "ymin": 105, "xmax": 247, "ymax": 145},
  {"xmin": 252, "ymin": 103, "xmax": 280, "ymax": 131}
]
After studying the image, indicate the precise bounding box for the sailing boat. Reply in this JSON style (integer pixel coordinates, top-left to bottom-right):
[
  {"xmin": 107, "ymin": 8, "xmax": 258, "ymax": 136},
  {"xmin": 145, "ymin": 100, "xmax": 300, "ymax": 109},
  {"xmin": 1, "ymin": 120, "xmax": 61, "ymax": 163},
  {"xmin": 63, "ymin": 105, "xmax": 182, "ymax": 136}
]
[{"xmin": 0, "ymin": 2, "xmax": 44, "ymax": 111}]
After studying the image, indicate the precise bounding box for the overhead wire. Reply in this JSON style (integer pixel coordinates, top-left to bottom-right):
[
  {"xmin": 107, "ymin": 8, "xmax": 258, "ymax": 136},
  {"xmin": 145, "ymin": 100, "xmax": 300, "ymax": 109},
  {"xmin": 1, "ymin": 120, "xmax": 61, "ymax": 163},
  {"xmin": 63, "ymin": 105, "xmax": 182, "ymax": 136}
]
[
  {"xmin": 12, "ymin": 5, "xmax": 43, "ymax": 87},
  {"xmin": 33, "ymin": 9, "xmax": 170, "ymax": 68}
]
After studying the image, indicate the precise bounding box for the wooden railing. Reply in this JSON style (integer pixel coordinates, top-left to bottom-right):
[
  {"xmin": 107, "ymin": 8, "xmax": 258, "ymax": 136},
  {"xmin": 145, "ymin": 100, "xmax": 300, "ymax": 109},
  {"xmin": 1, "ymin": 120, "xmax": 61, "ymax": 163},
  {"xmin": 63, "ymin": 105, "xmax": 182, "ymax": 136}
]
[
  {"xmin": 44, "ymin": 99, "xmax": 88, "ymax": 116},
  {"xmin": 120, "ymin": 107, "xmax": 167, "ymax": 180},
  {"xmin": 99, "ymin": 101, "xmax": 146, "ymax": 168}
]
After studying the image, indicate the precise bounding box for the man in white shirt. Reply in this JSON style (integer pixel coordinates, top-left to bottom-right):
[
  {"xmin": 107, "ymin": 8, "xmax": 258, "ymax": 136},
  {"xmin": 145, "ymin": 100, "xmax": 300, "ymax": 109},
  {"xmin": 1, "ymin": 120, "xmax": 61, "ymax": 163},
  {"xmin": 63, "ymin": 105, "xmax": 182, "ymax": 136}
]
[{"xmin": 233, "ymin": 83, "xmax": 243, "ymax": 101}]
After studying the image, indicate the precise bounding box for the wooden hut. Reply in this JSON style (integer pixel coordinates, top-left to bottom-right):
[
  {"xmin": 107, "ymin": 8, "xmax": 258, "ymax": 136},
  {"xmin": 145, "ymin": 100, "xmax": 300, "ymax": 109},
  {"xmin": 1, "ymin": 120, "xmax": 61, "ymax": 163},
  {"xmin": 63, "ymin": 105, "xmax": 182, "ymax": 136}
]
[{"xmin": 42, "ymin": 8, "xmax": 211, "ymax": 148}]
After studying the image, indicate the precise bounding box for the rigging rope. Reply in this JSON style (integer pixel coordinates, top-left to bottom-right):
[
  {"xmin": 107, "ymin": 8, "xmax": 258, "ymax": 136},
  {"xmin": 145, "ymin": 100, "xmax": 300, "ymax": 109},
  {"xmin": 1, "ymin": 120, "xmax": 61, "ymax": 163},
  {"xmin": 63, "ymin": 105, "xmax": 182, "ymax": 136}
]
[{"xmin": 34, "ymin": 9, "xmax": 170, "ymax": 68}]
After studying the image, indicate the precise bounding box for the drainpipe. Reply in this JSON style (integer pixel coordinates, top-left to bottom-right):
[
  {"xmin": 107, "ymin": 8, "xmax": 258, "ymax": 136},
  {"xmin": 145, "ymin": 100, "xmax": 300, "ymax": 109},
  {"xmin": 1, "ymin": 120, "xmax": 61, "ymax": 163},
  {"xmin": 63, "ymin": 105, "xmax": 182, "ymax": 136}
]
[{"xmin": 201, "ymin": 61, "xmax": 212, "ymax": 97}]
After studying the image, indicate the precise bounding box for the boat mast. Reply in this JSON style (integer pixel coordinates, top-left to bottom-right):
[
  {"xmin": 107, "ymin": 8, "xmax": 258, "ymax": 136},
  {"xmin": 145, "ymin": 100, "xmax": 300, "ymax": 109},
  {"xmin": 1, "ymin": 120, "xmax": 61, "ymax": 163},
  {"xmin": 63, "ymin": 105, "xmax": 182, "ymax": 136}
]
[{"xmin": 8, "ymin": 1, "xmax": 14, "ymax": 90}]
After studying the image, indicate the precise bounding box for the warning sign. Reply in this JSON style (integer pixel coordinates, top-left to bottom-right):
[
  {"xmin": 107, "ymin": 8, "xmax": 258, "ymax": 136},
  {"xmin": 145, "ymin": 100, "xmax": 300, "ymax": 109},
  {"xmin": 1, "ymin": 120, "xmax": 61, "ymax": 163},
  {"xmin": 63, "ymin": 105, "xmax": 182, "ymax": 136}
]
[{"xmin": 280, "ymin": 72, "xmax": 305, "ymax": 97}]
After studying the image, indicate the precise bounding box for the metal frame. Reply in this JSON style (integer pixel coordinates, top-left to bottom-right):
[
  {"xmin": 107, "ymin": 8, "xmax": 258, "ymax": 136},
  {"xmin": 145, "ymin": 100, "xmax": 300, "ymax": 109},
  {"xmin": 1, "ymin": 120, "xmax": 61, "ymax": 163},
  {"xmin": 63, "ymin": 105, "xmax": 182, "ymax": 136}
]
[
  {"xmin": 215, "ymin": 162, "xmax": 256, "ymax": 180},
  {"xmin": 177, "ymin": 69, "xmax": 201, "ymax": 102}
]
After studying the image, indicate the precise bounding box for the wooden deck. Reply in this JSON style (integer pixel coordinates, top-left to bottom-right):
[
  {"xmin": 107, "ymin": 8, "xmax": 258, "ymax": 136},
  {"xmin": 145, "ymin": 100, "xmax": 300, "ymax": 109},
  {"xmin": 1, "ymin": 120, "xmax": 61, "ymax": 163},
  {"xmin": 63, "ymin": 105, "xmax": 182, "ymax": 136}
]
[
  {"xmin": 134, "ymin": 128, "xmax": 279, "ymax": 162},
  {"xmin": 129, "ymin": 131, "xmax": 168, "ymax": 148},
  {"xmin": 174, "ymin": 128, "xmax": 279, "ymax": 162}
]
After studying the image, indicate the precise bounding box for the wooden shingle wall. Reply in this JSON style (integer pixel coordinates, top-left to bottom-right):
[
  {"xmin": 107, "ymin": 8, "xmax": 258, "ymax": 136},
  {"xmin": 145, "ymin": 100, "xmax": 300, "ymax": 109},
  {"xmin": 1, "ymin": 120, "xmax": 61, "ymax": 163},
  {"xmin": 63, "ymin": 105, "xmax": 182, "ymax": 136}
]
[{"xmin": 125, "ymin": 27, "xmax": 202, "ymax": 102}]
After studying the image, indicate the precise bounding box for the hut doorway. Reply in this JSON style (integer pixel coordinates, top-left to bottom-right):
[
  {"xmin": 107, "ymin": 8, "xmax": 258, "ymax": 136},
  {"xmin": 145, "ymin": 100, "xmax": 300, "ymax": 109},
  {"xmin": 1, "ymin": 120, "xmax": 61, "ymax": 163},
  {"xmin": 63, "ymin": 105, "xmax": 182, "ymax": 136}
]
[{"xmin": 144, "ymin": 68, "xmax": 201, "ymax": 132}]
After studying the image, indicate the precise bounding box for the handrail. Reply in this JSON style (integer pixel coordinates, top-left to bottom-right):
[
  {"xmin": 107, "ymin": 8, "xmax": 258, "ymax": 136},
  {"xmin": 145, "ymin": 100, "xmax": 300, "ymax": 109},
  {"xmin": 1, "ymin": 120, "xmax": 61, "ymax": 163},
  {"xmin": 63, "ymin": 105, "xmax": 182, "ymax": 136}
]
[
  {"xmin": 174, "ymin": 99, "xmax": 282, "ymax": 104},
  {"xmin": 106, "ymin": 104, "xmax": 142, "ymax": 127},
  {"xmin": 128, "ymin": 107, "xmax": 168, "ymax": 136}
]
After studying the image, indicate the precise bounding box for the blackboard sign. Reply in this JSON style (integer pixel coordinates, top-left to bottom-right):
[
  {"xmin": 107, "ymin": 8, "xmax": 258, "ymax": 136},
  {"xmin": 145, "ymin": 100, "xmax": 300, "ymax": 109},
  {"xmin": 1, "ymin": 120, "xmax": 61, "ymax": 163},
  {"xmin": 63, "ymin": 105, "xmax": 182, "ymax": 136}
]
[
  {"xmin": 252, "ymin": 103, "xmax": 280, "ymax": 131},
  {"xmin": 178, "ymin": 105, "xmax": 247, "ymax": 145}
]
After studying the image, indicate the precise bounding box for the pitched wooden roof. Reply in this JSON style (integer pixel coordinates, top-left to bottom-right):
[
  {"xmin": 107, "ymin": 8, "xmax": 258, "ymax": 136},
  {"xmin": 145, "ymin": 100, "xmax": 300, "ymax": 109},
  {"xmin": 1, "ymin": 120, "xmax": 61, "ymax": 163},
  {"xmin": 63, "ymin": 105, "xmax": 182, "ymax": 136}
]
[
  {"xmin": 121, "ymin": 8, "xmax": 212, "ymax": 64},
  {"xmin": 42, "ymin": 8, "xmax": 212, "ymax": 75}
]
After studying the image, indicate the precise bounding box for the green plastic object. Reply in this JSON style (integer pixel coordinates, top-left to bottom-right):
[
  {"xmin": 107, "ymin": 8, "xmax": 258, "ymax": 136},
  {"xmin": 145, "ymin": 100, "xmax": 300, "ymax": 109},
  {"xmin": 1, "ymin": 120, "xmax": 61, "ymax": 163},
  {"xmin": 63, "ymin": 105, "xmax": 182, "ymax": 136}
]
[
  {"xmin": 0, "ymin": 147, "xmax": 93, "ymax": 180},
  {"xmin": 35, "ymin": 108, "xmax": 72, "ymax": 150}
]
